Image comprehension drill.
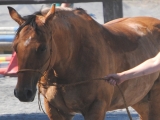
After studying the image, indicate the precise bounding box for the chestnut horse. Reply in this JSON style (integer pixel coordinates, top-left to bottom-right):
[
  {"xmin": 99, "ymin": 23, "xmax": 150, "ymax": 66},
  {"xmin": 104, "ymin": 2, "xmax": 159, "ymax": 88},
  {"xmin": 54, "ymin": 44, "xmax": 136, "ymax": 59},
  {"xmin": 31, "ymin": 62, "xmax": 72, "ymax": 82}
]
[{"xmin": 8, "ymin": 5, "xmax": 160, "ymax": 120}]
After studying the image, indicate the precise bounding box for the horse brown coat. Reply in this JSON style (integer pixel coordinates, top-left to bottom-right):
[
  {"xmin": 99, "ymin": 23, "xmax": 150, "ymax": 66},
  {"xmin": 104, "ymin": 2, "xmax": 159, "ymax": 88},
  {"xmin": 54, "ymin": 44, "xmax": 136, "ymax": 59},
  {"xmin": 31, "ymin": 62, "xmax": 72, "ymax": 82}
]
[{"xmin": 8, "ymin": 5, "xmax": 160, "ymax": 120}]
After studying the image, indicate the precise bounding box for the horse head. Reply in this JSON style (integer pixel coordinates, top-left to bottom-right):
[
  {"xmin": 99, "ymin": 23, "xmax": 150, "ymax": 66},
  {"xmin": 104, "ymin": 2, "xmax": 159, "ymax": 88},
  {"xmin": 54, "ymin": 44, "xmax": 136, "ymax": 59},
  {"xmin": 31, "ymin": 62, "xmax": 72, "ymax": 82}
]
[
  {"xmin": 8, "ymin": 5, "xmax": 57, "ymax": 102},
  {"xmin": 8, "ymin": 5, "xmax": 102, "ymax": 102}
]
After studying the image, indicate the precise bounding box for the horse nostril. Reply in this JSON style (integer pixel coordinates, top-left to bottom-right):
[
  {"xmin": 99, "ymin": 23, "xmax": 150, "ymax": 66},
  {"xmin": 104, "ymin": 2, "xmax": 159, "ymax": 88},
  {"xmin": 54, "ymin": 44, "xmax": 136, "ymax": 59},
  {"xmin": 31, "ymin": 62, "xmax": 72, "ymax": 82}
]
[{"xmin": 25, "ymin": 89, "xmax": 33, "ymax": 99}]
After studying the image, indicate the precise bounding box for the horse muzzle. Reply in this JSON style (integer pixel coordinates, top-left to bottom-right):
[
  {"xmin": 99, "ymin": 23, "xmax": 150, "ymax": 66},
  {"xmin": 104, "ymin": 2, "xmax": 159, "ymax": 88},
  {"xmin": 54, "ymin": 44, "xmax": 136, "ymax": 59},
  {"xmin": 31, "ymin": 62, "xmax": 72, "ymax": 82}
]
[{"xmin": 14, "ymin": 88, "xmax": 37, "ymax": 102}]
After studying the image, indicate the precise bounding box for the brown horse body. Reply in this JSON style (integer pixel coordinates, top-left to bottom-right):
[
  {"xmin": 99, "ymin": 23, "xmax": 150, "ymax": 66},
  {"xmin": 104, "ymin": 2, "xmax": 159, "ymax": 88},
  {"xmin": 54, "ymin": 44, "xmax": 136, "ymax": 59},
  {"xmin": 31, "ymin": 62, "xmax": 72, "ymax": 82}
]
[{"xmin": 8, "ymin": 6, "xmax": 160, "ymax": 120}]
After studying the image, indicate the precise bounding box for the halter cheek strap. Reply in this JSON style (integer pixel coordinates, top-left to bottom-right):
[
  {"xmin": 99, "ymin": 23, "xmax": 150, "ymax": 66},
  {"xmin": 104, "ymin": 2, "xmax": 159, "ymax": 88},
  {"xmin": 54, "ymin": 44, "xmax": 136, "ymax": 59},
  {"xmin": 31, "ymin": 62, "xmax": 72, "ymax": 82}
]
[{"xmin": 17, "ymin": 48, "xmax": 52, "ymax": 75}]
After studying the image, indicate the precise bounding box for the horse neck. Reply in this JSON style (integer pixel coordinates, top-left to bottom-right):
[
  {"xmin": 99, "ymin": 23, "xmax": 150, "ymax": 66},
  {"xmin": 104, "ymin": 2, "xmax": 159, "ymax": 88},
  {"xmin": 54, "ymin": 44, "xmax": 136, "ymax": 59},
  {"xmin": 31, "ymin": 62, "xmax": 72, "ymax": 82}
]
[
  {"xmin": 50, "ymin": 21, "xmax": 74, "ymax": 82},
  {"xmin": 50, "ymin": 15, "xmax": 115, "ymax": 84}
]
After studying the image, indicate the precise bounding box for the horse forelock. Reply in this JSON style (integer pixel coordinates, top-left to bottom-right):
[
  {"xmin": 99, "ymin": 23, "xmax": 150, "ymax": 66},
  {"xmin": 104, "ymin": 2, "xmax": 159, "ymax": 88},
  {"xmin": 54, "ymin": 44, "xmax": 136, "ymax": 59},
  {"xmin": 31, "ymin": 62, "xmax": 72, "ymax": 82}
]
[{"xmin": 16, "ymin": 11, "xmax": 42, "ymax": 34}]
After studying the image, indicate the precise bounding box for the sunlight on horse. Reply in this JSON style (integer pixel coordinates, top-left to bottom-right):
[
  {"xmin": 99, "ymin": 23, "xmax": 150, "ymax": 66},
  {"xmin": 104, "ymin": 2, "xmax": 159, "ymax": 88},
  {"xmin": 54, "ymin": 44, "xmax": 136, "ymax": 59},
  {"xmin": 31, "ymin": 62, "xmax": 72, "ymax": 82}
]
[{"xmin": 8, "ymin": 5, "xmax": 160, "ymax": 120}]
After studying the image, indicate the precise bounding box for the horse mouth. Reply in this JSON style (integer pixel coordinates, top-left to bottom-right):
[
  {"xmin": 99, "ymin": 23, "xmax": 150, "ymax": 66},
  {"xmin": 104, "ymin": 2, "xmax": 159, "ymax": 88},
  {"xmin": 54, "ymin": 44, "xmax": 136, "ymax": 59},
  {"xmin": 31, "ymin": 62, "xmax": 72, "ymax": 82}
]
[{"xmin": 18, "ymin": 96, "xmax": 35, "ymax": 102}]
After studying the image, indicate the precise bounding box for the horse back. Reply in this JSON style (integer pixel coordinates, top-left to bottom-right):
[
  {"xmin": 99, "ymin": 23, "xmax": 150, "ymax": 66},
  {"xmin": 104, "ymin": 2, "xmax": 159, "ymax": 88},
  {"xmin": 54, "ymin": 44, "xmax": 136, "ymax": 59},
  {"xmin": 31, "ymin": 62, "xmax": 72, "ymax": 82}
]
[
  {"xmin": 103, "ymin": 17, "xmax": 160, "ymax": 53},
  {"xmin": 103, "ymin": 16, "xmax": 160, "ymax": 68}
]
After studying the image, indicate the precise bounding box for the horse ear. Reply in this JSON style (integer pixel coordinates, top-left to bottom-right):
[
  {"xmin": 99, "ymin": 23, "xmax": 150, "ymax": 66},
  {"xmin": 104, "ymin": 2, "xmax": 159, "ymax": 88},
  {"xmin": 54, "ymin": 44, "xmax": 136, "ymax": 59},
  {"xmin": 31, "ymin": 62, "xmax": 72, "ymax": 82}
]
[
  {"xmin": 44, "ymin": 4, "xmax": 56, "ymax": 22},
  {"xmin": 8, "ymin": 6, "xmax": 25, "ymax": 25}
]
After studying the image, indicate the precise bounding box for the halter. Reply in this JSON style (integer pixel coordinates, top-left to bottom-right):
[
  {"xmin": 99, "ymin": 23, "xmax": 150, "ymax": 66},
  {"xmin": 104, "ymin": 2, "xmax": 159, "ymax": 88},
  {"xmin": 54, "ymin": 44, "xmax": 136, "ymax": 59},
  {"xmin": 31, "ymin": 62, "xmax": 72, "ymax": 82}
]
[
  {"xmin": 16, "ymin": 37, "xmax": 133, "ymax": 120},
  {"xmin": 16, "ymin": 36, "xmax": 53, "ymax": 114}
]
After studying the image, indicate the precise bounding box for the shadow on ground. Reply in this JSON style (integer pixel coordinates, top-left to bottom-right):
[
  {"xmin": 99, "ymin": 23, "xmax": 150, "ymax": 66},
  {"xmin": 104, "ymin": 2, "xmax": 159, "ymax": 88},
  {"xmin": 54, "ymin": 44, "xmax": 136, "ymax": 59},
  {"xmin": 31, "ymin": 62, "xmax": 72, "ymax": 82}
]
[{"xmin": 0, "ymin": 113, "xmax": 139, "ymax": 120}]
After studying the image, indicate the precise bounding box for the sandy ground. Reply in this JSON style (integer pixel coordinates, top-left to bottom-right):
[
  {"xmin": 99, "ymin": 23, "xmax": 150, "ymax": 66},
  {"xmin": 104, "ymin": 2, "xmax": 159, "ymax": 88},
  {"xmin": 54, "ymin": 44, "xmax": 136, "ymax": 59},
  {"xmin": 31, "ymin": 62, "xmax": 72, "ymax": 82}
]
[{"xmin": 0, "ymin": 77, "xmax": 139, "ymax": 120}]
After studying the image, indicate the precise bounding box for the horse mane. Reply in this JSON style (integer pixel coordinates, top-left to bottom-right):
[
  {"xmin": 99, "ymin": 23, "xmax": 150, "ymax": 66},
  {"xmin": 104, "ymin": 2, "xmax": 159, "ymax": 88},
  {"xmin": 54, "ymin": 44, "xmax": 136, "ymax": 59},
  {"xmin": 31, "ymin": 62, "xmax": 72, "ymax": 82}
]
[
  {"xmin": 16, "ymin": 11, "xmax": 42, "ymax": 35},
  {"xmin": 16, "ymin": 7, "xmax": 89, "ymax": 35}
]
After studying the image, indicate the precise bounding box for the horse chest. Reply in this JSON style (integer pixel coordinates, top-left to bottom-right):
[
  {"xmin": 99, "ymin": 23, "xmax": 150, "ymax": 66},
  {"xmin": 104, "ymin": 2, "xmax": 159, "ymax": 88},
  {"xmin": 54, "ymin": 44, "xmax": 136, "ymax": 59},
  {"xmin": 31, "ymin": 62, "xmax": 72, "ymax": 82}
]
[{"xmin": 45, "ymin": 86, "xmax": 94, "ymax": 112}]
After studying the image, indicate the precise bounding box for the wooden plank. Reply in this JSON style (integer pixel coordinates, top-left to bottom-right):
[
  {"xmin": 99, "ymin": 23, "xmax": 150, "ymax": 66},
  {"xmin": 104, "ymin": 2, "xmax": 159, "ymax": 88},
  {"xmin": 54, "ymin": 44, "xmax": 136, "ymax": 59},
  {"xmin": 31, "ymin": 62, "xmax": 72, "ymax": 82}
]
[
  {"xmin": 103, "ymin": 0, "xmax": 123, "ymax": 23},
  {"xmin": 0, "ymin": 0, "xmax": 104, "ymax": 4}
]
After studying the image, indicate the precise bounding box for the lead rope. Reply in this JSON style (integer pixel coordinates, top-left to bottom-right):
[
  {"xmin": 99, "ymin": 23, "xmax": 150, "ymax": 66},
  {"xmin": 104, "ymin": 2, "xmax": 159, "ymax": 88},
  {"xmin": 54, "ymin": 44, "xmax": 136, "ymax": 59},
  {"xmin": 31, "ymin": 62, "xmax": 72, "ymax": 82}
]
[
  {"xmin": 17, "ymin": 36, "xmax": 132, "ymax": 119},
  {"xmin": 37, "ymin": 75, "xmax": 45, "ymax": 114},
  {"xmin": 18, "ymin": 71, "xmax": 132, "ymax": 119},
  {"xmin": 116, "ymin": 84, "xmax": 133, "ymax": 120},
  {"xmin": 38, "ymin": 77, "xmax": 132, "ymax": 120},
  {"xmin": 38, "ymin": 90, "xmax": 46, "ymax": 114}
]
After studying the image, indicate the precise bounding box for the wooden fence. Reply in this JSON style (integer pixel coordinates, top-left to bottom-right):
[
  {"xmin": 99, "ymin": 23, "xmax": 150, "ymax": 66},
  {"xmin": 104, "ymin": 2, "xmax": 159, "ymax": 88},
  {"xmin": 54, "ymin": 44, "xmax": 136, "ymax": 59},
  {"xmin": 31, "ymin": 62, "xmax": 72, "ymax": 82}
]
[{"xmin": 0, "ymin": 0, "xmax": 123, "ymax": 23}]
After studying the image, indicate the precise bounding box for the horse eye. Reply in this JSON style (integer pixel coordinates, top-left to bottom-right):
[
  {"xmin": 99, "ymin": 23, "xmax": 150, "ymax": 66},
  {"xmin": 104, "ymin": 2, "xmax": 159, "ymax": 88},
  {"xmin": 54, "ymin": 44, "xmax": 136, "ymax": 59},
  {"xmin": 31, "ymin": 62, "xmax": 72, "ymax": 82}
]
[{"xmin": 37, "ymin": 45, "xmax": 46, "ymax": 53}]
